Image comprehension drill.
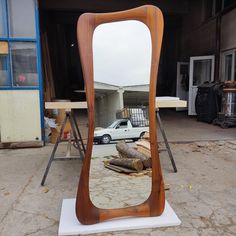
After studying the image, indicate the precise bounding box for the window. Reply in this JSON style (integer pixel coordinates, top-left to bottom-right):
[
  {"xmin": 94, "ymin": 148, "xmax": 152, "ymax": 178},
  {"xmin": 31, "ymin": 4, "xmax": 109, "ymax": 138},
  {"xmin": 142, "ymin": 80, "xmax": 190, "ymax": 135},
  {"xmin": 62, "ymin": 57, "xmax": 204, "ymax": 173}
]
[
  {"xmin": 203, "ymin": 0, "xmax": 223, "ymax": 20},
  {"xmin": 204, "ymin": 0, "xmax": 214, "ymax": 19},
  {"xmin": 0, "ymin": 0, "xmax": 38, "ymax": 88},
  {"xmin": 225, "ymin": 54, "xmax": 232, "ymax": 80},
  {"xmin": 234, "ymin": 52, "xmax": 236, "ymax": 80},
  {"xmin": 10, "ymin": 42, "xmax": 38, "ymax": 86},
  {"xmin": 0, "ymin": 54, "xmax": 10, "ymax": 86},
  {"xmin": 223, "ymin": 0, "xmax": 236, "ymax": 8},
  {"xmin": 215, "ymin": 0, "xmax": 223, "ymax": 12},
  {"xmin": 203, "ymin": 0, "xmax": 236, "ymax": 20},
  {"xmin": 0, "ymin": 0, "xmax": 7, "ymax": 37},
  {"xmin": 193, "ymin": 59, "xmax": 212, "ymax": 85},
  {"xmin": 222, "ymin": 50, "xmax": 236, "ymax": 81},
  {"xmin": 8, "ymin": 0, "xmax": 36, "ymax": 38},
  {"xmin": 118, "ymin": 121, "xmax": 128, "ymax": 128}
]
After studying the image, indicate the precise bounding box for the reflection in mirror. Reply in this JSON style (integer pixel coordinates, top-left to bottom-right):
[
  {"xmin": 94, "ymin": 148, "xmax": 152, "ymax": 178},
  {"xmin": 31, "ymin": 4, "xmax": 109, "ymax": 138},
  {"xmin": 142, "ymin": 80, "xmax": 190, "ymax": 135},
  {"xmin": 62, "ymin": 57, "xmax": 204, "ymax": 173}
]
[{"xmin": 89, "ymin": 20, "xmax": 152, "ymax": 209}]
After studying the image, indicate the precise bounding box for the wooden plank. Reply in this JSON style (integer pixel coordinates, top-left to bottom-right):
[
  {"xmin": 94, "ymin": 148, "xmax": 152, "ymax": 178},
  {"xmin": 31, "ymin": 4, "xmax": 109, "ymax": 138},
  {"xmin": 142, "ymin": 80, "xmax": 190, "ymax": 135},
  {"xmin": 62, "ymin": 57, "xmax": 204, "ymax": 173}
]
[
  {"xmin": 0, "ymin": 41, "xmax": 8, "ymax": 54},
  {"xmin": 45, "ymin": 102, "xmax": 87, "ymax": 109},
  {"xmin": 156, "ymin": 99, "xmax": 187, "ymax": 108}
]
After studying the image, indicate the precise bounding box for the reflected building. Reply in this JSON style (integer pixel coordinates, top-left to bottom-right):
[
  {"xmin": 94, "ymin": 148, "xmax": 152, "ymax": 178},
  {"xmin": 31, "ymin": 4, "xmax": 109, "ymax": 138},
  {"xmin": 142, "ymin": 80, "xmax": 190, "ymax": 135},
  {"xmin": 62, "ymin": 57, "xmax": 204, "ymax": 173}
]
[{"xmin": 94, "ymin": 81, "xmax": 149, "ymax": 127}]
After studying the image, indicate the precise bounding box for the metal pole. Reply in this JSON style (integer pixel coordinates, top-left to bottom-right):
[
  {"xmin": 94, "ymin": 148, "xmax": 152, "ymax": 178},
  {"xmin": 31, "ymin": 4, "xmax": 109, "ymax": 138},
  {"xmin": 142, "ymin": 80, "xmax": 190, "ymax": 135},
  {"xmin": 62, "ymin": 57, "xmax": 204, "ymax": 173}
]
[
  {"xmin": 68, "ymin": 112, "xmax": 84, "ymax": 160},
  {"xmin": 71, "ymin": 111, "xmax": 86, "ymax": 152},
  {"xmin": 156, "ymin": 110, "xmax": 177, "ymax": 172}
]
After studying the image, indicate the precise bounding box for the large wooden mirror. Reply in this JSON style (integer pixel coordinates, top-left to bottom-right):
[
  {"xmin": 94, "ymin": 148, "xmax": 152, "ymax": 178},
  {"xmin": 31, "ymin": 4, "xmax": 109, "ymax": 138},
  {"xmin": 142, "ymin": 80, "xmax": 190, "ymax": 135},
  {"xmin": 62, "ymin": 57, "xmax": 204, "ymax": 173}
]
[
  {"xmin": 90, "ymin": 20, "xmax": 152, "ymax": 209},
  {"xmin": 76, "ymin": 5, "xmax": 165, "ymax": 225}
]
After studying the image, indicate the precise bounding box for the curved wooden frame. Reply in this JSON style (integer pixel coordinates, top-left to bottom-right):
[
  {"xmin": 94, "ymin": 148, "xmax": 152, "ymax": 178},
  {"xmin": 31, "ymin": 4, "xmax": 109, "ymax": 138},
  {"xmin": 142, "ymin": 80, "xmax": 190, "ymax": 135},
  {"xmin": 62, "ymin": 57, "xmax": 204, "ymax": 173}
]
[{"xmin": 76, "ymin": 5, "xmax": 165, "ymax": 225}]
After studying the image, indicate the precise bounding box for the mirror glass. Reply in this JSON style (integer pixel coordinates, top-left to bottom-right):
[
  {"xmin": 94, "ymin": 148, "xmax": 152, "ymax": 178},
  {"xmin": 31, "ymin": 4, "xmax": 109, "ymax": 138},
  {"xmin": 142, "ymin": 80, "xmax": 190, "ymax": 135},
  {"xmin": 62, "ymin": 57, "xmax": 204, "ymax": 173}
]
[{"xmin": 90, "ymin": 20, "xmax": 152, "ymax": 209}]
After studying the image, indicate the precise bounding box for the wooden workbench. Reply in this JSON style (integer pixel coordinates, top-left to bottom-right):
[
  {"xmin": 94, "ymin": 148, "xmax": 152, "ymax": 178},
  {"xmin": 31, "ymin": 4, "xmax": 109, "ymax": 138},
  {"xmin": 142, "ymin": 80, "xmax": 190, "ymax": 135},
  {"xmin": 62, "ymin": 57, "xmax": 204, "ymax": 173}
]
[{"xmin": 41, "ymin": 101, "xmax": 87, "ymax": 186}]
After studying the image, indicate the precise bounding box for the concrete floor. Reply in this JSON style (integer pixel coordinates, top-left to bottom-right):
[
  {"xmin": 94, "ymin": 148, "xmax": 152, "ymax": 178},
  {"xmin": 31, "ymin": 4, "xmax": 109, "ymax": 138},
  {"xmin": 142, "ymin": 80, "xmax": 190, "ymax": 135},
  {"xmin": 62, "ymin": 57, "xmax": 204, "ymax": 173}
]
[
  {"xmin": 0, "ymin": 113, "xmax": 236, "ymax": 236},
  {"xmin": 157, "ymin": 110, "xmax": 236, "ymax": 142}
]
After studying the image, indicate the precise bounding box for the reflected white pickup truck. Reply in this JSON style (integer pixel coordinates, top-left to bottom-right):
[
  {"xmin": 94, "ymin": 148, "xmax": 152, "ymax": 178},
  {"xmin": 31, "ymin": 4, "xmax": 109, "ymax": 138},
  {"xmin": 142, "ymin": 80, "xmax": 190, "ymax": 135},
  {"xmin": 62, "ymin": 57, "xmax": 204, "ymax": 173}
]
[{"xmin": 93, "ymin": 119, "xmax": 149, "ymax": 144}]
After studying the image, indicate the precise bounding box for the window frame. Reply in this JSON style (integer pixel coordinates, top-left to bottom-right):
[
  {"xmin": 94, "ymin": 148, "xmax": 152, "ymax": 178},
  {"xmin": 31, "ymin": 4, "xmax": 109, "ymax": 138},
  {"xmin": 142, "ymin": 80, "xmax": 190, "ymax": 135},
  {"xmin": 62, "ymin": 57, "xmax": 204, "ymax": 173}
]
[
  {"xmin": 118, "ymin": 121, "xmax": 128, "ymax": 128},
  {"xmin": 202, "ymin": 0, "xmax": 223, "ymax": 21},
  {"xmin": 9, "ymin": 40, "xmax": 39, "ymax": 87},
  {"xmin": 222, "ymin": 49, "xmax": 236, "ymax": 81},
  {"xmin": 0, "ymin": 53, "xmax": 10, "ymax": 87},
  {"xmin": 0, "ymin": 0, "xmax": 44, "ymax": 140},
  {"xmin": 222, "ymin": 0, "xmax": 236, "ymax": 9},
  {"xmin": 7, "ymin": 0, "xmax": 36, "ymax": 39},
  {"xmin": 0, "ymin": 0, "xmax": 8, "ymax": 37},
  {"xmin": 0, "ymin": 0, "xmax": 40, "ymax": 89}
]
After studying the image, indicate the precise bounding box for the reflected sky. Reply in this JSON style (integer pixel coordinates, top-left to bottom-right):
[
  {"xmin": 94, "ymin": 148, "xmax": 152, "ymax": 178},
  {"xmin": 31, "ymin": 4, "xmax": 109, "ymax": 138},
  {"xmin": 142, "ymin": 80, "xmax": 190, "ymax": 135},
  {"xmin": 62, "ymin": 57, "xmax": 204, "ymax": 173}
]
[{"xmin": 93, "ymin": 20, "xmax": 151, "ymax": 87}]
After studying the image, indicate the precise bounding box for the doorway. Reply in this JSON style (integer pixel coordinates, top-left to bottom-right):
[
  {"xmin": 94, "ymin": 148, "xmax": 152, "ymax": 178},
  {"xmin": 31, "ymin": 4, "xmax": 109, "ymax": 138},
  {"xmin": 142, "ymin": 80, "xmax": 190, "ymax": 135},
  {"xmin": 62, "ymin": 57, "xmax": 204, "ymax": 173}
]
[
  {"xmin": 188, "ymin": 55, "xmax": 215, "ymax": 115},
  {"xmin": 176, "ymin": 62, "xmax": 189, "ymax": 111}
]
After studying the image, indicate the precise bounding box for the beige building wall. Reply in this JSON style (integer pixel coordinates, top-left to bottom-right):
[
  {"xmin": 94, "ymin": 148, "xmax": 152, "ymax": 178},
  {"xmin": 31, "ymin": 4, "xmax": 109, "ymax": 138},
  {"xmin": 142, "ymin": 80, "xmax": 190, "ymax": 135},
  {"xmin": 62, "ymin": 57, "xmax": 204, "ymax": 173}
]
[
  {"xmin": 0, "ymin": 90, "xmax": 41, "ymax": 143},
  {"xmin": 95, "ymin": 90, "xmax": 123, "ymax": 127}
]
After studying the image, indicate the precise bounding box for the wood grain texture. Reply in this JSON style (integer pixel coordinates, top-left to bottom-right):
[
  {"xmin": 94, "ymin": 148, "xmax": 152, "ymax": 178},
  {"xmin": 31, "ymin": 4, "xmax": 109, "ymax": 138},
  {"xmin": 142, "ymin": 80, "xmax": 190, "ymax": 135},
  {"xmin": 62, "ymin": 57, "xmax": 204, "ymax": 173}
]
[
  {"xmin": 76, "ymin": 5, "xmax": 165, "ymax": 225},
  {"xmin": 45, "ymin": 102, "xmax": 87, "ymax": 109}
]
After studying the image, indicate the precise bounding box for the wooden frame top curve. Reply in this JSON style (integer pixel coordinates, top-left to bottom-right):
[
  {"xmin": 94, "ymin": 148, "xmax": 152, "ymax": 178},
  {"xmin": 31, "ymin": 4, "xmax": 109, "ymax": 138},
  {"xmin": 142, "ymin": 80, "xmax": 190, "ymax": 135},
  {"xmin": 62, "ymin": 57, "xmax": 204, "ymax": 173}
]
[{"xmin": 76, "ymin": 5, "xmax": 165, "ymax": 225}]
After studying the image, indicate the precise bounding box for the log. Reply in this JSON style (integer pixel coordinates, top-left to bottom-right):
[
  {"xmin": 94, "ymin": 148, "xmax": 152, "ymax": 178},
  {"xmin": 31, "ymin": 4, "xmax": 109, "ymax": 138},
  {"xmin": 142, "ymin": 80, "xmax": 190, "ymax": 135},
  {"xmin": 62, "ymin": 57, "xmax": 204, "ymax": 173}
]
[
  {"xmin": 137, "ymin": 146, "xmax": 151, "ymax": 158},
  {"xmin": 104, "ymin": 163, "xmax": 138, "ymax": 173},
  {"xmin": 135, "ymin": 140, "xmax": 151, "ymax": 150},
  {"xmin": 116, "ymin": 141, "xmax": 152, "ymax": 168},
  {"xmin": 109, "ymin": 158, "xmax": 143, "ymax": 172},
  {"xmin": 118, "ymin": 152, "xmax": 127, "ymax": 159}
]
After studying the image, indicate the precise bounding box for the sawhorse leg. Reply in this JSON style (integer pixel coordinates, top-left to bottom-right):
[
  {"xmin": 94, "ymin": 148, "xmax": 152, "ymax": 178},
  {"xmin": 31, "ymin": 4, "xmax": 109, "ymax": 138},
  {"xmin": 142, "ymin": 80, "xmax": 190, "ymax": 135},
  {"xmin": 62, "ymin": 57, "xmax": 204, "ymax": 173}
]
[
  {"xmin": 41, "ymin": 112, "xmax": 85, "ymax": 186},
  {"xmin": 41, "ymin": 114, "xmax": 68, "ymax": 186},
  {"xmin": 68, "ymin": 111, "xmax": 85, "ymax": 158},
  {"xmin": 69, "ymin": 111, "xmax": 86, "ymax": 153},
  {"xmin": 156, "ymin": 110, "xmax": 177, "ymax": 173}
]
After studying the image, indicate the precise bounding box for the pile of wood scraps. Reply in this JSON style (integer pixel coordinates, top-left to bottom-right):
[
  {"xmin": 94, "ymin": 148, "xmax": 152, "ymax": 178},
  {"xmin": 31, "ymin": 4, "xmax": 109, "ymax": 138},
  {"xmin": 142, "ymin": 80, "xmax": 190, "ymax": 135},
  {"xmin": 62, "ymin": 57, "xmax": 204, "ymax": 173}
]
[{"xmin": 104, "ymin": 132, "xmax": 152, "ymax": 176}]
